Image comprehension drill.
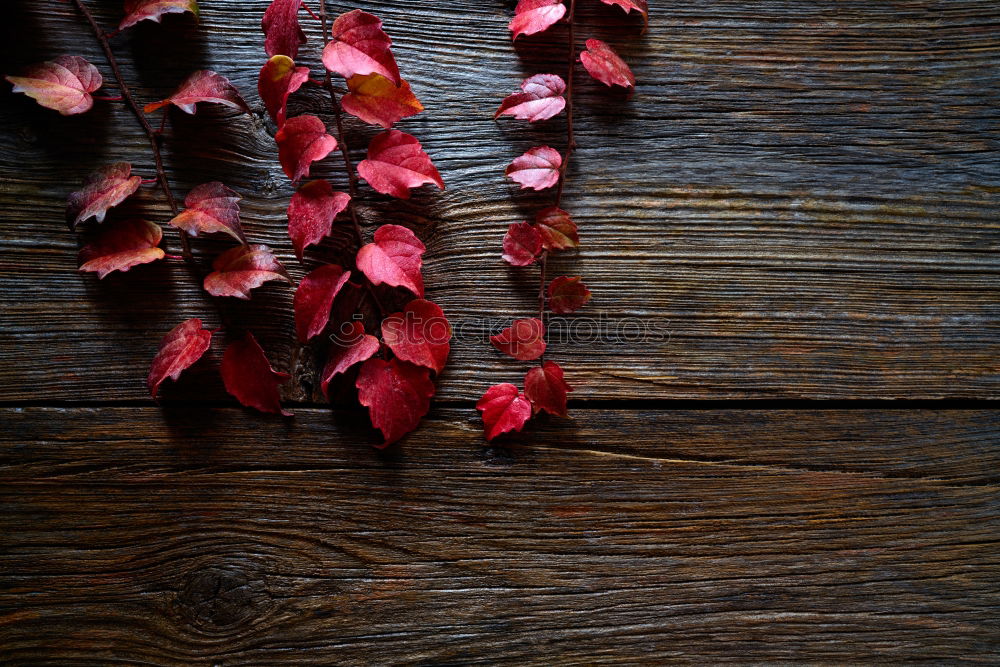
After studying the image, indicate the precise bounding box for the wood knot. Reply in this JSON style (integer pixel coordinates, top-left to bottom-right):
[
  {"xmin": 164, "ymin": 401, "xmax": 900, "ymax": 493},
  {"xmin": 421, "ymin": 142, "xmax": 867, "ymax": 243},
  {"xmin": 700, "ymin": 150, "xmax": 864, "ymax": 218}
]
[{"xmin": 174, "ymin": 564, "xmax": 269, "ymax": 632}]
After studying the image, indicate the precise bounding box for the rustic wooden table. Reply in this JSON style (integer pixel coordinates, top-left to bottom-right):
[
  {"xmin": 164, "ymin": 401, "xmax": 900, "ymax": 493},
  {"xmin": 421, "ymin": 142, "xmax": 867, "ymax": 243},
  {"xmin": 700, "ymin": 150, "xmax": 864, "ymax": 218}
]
[{"xmin": 2, "ymin": 0, "xmax": 998, "ymax": 663}]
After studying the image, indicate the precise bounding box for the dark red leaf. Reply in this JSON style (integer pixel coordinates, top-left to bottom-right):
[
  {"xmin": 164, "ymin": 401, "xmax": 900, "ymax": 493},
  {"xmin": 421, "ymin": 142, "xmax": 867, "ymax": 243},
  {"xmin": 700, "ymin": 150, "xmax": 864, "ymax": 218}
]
[
  {"xmin": 357, "ymin": 129, "xmax": 444, "ymax": 199},
  {"xmin": 262, "ymin": 0, "xmax": 306, "ymax": 59},
  {"xmin": 524, "ymin": 361, "xmax": 572, "ymax": 417},
  {"xmin": 6, "ymin": 55, "xmax": 102, "ymax": 116},
  {"xmin": 580, "ymin": 39, "xmax": 635, "ymax": 88},
  {"xmin": 495, "ymin": 73, "xmax": 566, "ymax": 122},
  {"xmin": 356, "ymin": 224, "xmax": 425, "ymax": 296},
  {"xmin": 342, "ymin": 73, "xmax": 423, "ymax": 129},
  {"xmin": 535, "ymin": 206, "xmax": 579, "ymax": 250},
  {"xmin": 221, "ymin": 331, "xmax": 292, "ymax": 416},
  {"xmin": 287, "ymin": 179, "xmax": 351, "ymax": 260},
  {"xmin": 120, "ymin": 0, "xmax": 199, "ymax": 31},
  {"xmin": 66, "ymin": 162, "xmax": 142, "ymax": 228},
  {"xmin": 356, "ymin": 358, "xmax": 435, "ymax": 446},
  {"xmin": 477, "ymin": 383, "xmax": 532, "ymax": 441},
  {"xmin": 275, "ymin": 114, "xmax": 338, "ymax": 183},
  {"xmin": 258, "ymin": 54, "xmax": 309, "ymax": 127},
  {"xmin": 169, "ymin": 181, "xmax": 245, "ymax": 242},
  {"xmin": 294, "ymin": 264, "xmax": 352, "ymax": 343},
  {"xmin": 491, "ymin": 318, "xmax": 546, "ymax": 361},
  {"xmin": 502, "ymin": 221, "xmax": 542, "ymax": 266},
  {"xmin": 382, "ymin": 298, "xmax": 450, "ymax": 374},
  {"xmin": 144, "ymin": 69, "xmax": 249, "ymax": 115},
  {"xmin": 320, "ymin": 321, "xmax": 380, "ymax": 398},
  {"xmin": 598, "ymin": 0, "xmax": 648, "ymax": 29},
  {"xmin": 204, "ymin": 244, "xmax": 291, "ymax": 299},
  {"xmin": 509, "ymin": 0, "xmax": 566, "ymax": 40},
  {"xmin": 505, "ymin": 146, "xmax": 562, "ymax": 191},
  {"xmin": 147, "ymin": 318, "xmax": 212, "ymax": 398},
  {"xmin": 548, "ymin": 275, "xmax": 592, "ymax": 314},
  {"xmin": 78, "ymin": 218, "xmax": 165, "ymax": 279},
  {"xmin": 322, "ymin": 9, "xmax": 400, "ymax": 84}
]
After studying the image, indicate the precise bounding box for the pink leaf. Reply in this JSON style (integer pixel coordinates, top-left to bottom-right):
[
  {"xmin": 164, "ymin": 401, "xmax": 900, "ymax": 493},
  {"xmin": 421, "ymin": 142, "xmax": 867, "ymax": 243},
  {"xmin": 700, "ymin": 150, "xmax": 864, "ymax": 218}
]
[
  {"xmin": 357, "ymin": 129, "xmax": 444, "ymax": 199},
  {"xmin": 505, "ymin": 146, "xmax": 562, "ymax": 191},
  {"xmin": 262, "ymin": 0, "xmax": 306, "ymax": 59},
  {"xmin": 147, "ymin": 318, "xmax": 212, "ymax": 398},
  {"xmin": 294, "ymin": 264, "xmax": 352, "ymax": 343},
  {"xmin": 477, "ymin": 383, "xmax": 532, "ymax": 441},
  {"xmin": 169, "ymin": 181, "xmax": 245, "ymax": 242},
  {"xmin": 342, "ymin": 73, "xmax": 423, "ymax": 129},
  {"xmin": 120, "ymin": 0, "xmax": 199, "ymax": 31},
  {"xmin": 524, "ymin": 361, "xmax": 572, "ymax": 417},
  {"xmin": 491, "ymin": 318, "xmax": 546, "ymax": 361},
  {"xmin": 275, "ymin": 114, "xmax": 338, "ymax": 183},
  {"xmin": 502, "ymin": 222, "xmax": 542, "ymax": 266},
  {"xmin": 548, "ymin": 275, "xmax": 591, "ymax": 314},
  {"xmin": 78, "ymin": 218, "xmax": 165, "ymax": 279},
  {"xmin": 5, "ymin": 55, "xmax": 102, "ymax": 116},
  {"xmin": 258, "ymin": 54, "xmax": 309, "ymax": 127},
  {"xmin": 597, "ymin": 0, "xmax": 648, "ymax": 29},
  {"xmin": 580, "ymin": 39, "xmax": 635, "ymax": 88},
  {"xmin": 322, "ymin": 9, "xmax": 400, "ymax": 84},
  {"xmin": 221, "ymin": 331, "xmax": 292, "ymax": 416},
  {"xmin": 356, "ymin": 224, "xmax": 425, "ymax": 297},
  {"xmin": 287, "ymin": 179, "xmax": 351, "ymax": 260},
  {"xmin": 509, "ymin": 0, "xmax": 566, "ymax": 40},
  {"xmin": 495, "ymin": 74, "xmax": 566, "ymax": 122},
  {"xmin": 536, "ymin": 206, "xmax": 579, "ymax": 250},
  {"xmin": 356, "ymin": 358, "xmax": 435, "ymax": 446},
  {"xmin": 144, "ymin": 70, "xmax": 249, "ymax": 115},
  {"xmin": 382, "ymin": 298, "xmax": 451, "ymax": 374},
  {"xmin": 320, "ymin": 321, "xmax": 380, "ymax": 398},
  {"xmin": 66, "ymin": 162, "xmax": 142, "ymax": 228},
  {"xmin": 204, "ymin": 244, "xmax": 291, "ymax": 299}
]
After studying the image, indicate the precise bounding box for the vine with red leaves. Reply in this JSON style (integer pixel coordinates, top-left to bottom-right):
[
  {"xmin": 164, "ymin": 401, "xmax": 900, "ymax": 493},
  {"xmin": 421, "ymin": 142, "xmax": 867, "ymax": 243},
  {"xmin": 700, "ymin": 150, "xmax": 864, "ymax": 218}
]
[{"xmin": 477, "ymin": 0, "xmax": 643, "ymax": 440}]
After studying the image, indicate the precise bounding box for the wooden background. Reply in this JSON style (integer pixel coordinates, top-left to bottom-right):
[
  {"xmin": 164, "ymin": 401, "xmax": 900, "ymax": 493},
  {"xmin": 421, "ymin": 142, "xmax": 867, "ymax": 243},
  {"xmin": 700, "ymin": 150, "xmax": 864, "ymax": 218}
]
[{"xmin": 1, "ymin": 0, "xmax": 998, "ymax": 662}]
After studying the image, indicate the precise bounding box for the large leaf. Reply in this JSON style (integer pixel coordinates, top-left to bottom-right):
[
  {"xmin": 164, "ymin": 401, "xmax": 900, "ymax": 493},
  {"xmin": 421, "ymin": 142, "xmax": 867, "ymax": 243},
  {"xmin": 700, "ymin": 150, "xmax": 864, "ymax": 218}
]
[
  {"xmin": 495, "ymin": 74, "xmax": 566, "ymax": 123},
  {"xmin": 382, "ymin": 298, "xmax": 451, "ymax": 374},
  {"xmin": 509, "ymin": 0, "xmax": 566, "ymax": 40},
  {"xmin": 580, "ymin": 39, "xmax": 635, "ymax": 88},
  {"xmin": 203, "ymin": 244, "xmax": 291, "ymax": 299},
  {"xmin": 6, "ymin": 55, "xmax": 102, "ymax": 116},
  {"xmin": 357, "ymin": 130, "xmax": 444, "ymax": 199},
  {"xmin": 356, "ymin": 224, "xmax": 425, "ymax": 297},
  {"xmin": 287, "ymin": 179, "xmax": 351, "ymax": 260},
  {"xmin": 169, "ymin": 181, "xmax": 245, "ymax": 242},
  {"xmin": 524, "ymin": 361, "xmax": 572, "ymax": 417},
  {"xmin": 548, "ymin": 275, "xmax": 591, "ymax": 314},
  {"xmin": 342, "ymin": 73, "xmax": 423, "ymax": 129},
  {"xmin": 477, "ymin": 383, "xmax": 532, "ymax": 441},
  {"xmin": 535, "ymin": 206, "xmax": 579, "ymax": 250},
  {"xmin": 66, "ymin": 162, "xmax": 142, "ymax": 228},
  {"xmin": 78, "ymin": 218, "xmax": 165, "ymax": 279},
  {"xmin": 505, "ymin": 146, "xmax": 562, "ymax": 191},
  {"xmin": 490, "ymin": 318, "xmax": 546, "ymax": 361},
  {"xmin": 258, "ymin": 54, "xmax": 309, "ymax": 127},
  {"xmin": 275, "ymin": 114, "xmax": 338, "ymax": 183},
  {"xmin": 320, "ymin": 321, "xmax": 380, "ymax": 398},
  {"xmin": 262, "ymin": 0, "xmax": 306, "ymax": 59},
  {"xmin": 322, "ymin": 9, "xmax": 400, "ymax": 84},
  {"xmin": 294, "ymin": 264, "xmax": 352, "ymax": 343},
  {"xmin": 356, "ymin": 358, "xmax": 435, "ymax": 446},
  {"xmin": 221, "ymin": 331, "xmax": 292, "ymax": 415},
  {"xmin": 144, "ymin": 70, "xmax": 249, "ymax": 114},
  {"xmin": 502, "ymin": 221, "xmax": 542, "ymax": 267}
]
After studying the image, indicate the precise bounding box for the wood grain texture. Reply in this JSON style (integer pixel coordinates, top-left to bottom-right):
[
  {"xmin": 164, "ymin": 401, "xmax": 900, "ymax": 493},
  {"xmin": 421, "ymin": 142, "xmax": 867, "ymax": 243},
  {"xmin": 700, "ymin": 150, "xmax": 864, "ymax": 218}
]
[{"xmin": 0, "ymin": 0, "xmax": 997, "ymax": 402}]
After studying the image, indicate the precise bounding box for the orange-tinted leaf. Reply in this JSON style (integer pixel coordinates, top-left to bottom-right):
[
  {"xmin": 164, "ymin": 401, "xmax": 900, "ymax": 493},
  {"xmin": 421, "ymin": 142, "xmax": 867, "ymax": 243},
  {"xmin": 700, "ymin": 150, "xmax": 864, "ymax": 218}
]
[
  {"xmin": 580, "ymin": 39, "xmax": 635, "ymax": 88},
  {"xmin": 548, "ymin": 275, "xmax": 591, "ymax": 314},
  {"xmin": 505, "ymin": 146, "xmax": 562, "ymax": 191},
  {"xmin": 536, "ymin": 207, "xmax": 579, "ymax": 250},
  {"xmin": 477, "ymin": 383, "xmax": 532, "ymax": 441},
  {"xmin": 288, "ymin": 179, "xmax": 351, "ymax": 260},
  {"xmin": 147, "ymin": 318, "xmax": 212, "ymax": 398},
  {"xmin": 258, "ymin": 55, "xmax": 309, "ymax": 126},
  {"xmin": 382, "ymin": 298, "xmax": 450, "ymax": 374},
  {"xmin": 524, "ymin": 361, "xmax": 572, "ymax": 417},
  {"xmin": 509, "ymin": 0, "xmax": 566, "ymax": 40},
  {"xmin": 357, "ymin": 129, "xmax": 444, "ymax": 199},
  {"xmin": 221, "ymin": 331, "xmax": 291, "ymax": 416},
  {"xmin": 342, "ymin": 73, "xmax": 423, "ymax": 129},
  {"xmin": 322, "ymin": 9, "xmax": 400, "ymax": 84},
  {"xmin": 204, "ymin": 244, "xmax": 291, "ymax": 299},
  {"xmin": 144, "ymin": 70, "xmax": 249, "ymax": 114},
  {"xmin": 356, "ymin": 224, "xmax": 425, "ymax": 297},
  {"xmin": 321, "ymin": 321, "xmax": 380, "ymax": 398},
  {"xmin": 262, "ymin": 0, "xmax": 306, "ymax": 59},
  {"xmin": 169, "ymin": 181, "xmax": 245, "ymax": 242},
  {"xmin": 78, "ymin": 218, "xmax": 165, "ymax": 279},
  {"xmin": 66, "ymin": 162, "xmax": 142, "ymax": 228},
  {"xmin": 502, "ymin": 221, "xmax": 541, "ymax": 266},
  {"xmin": 598, "ymin": 0, "xmax": 648, "ymax": 29},
  {"xmin": 294, "ymin": 264, "xmax": 351, "ymax": 343},
  {"xmin": 120, "ymin": 0, "xmax": 199, "ymax": 31},
  {"xmin": 356, "ymin": 357, "xmax": 435, "ymax": 446},
  {"xmin": 491, "ymin": 318, "xmax": 546, "ymax": 361},
  {"xmin": 6, "ymin": 55, "xmax": 102, "ymax": 116},
  {"xmin": 495, "ymin": 74, "xmax": 566, "ymax": 122},
  {"xmin": 275, "ymin": 114, "xmax": 338, "ymax": 183}
]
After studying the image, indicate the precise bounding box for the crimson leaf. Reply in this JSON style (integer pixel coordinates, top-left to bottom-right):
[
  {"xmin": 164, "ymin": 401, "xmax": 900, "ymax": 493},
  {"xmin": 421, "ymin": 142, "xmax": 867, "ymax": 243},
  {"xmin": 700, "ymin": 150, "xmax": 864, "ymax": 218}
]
[
  {"xmin": 505, "ymin": 146, "xmax": 562, "ymax": 191},
  {"xmin": 536, "ymin": 206, "xmax": 579, "ymax": 250},
  {"xmin": 287, "ymin": 179, "xmax": 350, "ymax": 260},
  {"xmin": 320, "ymin": 321, "xmax": 380, "ymax": 398},
  {"xmin": 169, "ymin": 182, "xmax": 245, "ymax": 243},
  {"xmin": 491, "ymin": 318, "xmax": 546, "ymax": 361},
  {"xmin": 548, "ymin": 275, "xmax": 591, "ymax": 314},
  {"xmin": 262, "ymin": 0, "xmax": 306, "ymax": 59},
  {"xmin": 221, "ymin": 331, "xmax": 292, "ymax": 416},
  {"xmin": 203, "ymin": 244, "xmax": 291, "ymax": 299},
  {"xmin": 477, "ymin": 383, "xmax": 532, "ymax": 441},
  {"xmin": 78, "ymin": 218, "xmax": 165, "ymax": 279},
  {"xmin": 322, "ymin": 9, "xmax": 401, "ymax": 84},
  {"xmin": 495, "ymin": 74, "xmax": 566, "ymax": 123},
  {"xmin": 580, "ymin": 39, "xmax": 635, "ymax": 88},
  {"xmin": 356, "ymin": 358, "xmax": 435, "ymax": 446},
  {"xmin": 382, "ymin": 298, "xmax": 451, "ymax": 374},
  {"xmin": 502, "ymin": 221, "xmax": 542, "ymax": 266},
  {"xmin": 275, "ymin": 114, "xmax": 338, "ymax": 183},
  {"xmin": 144, "ymin": 70, "xmax": 249, "ymax": 114},
  {"xmin": 356, "ymin": 224, "xmax": 425, "ymax": 296},
  {"xmin": 357, "ymin": 130, "xmax": 444, "ymax": 199},
  {"xmin": 66, "ymin": 162, "xmax": 142, "ymax": 228},
  {"xmin": 509, "ymin": 0, "xmax": 567, "ymax": 40},
  {"xmin": 294, "ymin": 264, "xmax": 352, "ymax": 343},
  {"xmin": 342, "ymin": 73, "xmax": 423, "ymax": 129},
  {"xmin": 258, "ymin": 54, "xmax": 309, "ymax": 127},
  {"xmin": 120, "ymin": 0, "xmax": 199, "ymax": 31},
  {"xmin": 147, "ymin": 318, "xmax": 212, "ymax": 398},
  {"xmin": 5, "ymin": 56, "xmax": 102, "ymax": 116},
  {"xmin": 524, "ymin": 361, "xmax": 572, "ymax": 417}
]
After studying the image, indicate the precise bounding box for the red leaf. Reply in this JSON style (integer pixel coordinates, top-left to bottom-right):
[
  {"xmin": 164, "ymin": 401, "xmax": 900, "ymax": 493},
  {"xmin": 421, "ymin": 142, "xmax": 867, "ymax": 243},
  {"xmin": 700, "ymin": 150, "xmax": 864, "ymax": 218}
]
[
  {"xmin": 78, "ymin": 218, "xmax": 165, "ymax": 279},
  {"xmin": 356, "ymin": 358, "xmax": 435, "ymax": 446},
  {"xmin": 287, "ymin": 179, "xmax": 351, "ymax": 260},
  {"xmin": 5, "ymin": 55, "xmax": 102, "ymax": 116},
  {"xmin": 357, "ymin": 130, "xmax": 444, "ymax": 199},
  {"xmin": 147, "ymin": 318, "xmax": 212, "ymax": 398},
  {"xmin": 66, "ymin": 162, "xmax": 142, "ymax": 228},
  {"xmin": 144, "ymin": 70, "xmax": 249, "ymax": 114},
  {"xmin": 275, "ymin": 114, "xmax": 338, "ymax": 183},
  {"xmin": 580, "ymin": 39, "xmax": 635, "ymax": 88},
  {"xmin": 258, "ymin": 54, "xmax": 309, "ymax": 127},
  {"xmin": 320, "ymin": 321, "xmax": 380, "ymax": 398},
  {"xmin": 169, "ymin": 181, "xmax": 245, "ymax": 242},
  {"xmin": 262, "ymin": 0, "xmax": 306, "ymax": 59},
  {"xmin": 495, "ymin": 74, "xmax": 566, "ymax": 123},
  {"xmin": 342, "ymin": 73, "xmax": 423, "ymax": 129},
  {"xmin": 322, "ymin": 9, "xmax": 400, "ymax": 85},
  {"xmin": 505, "ymin": 146, "xmax": 562, "ymax": 191},
  {"xmin": 204, "ymin": 244, "xmax": 291, "ymax": 299},
  {"xmin": 491, "ymin": 318, "xmax": 546, "ymax": 361},
  {"xmin": 598, "ymin": 0, "xmax": 648, "ymax": 29},
  {"xmin": 382, "ymin": 298, "xmax": 451, "ymax": 374},
  {"xmin": 524, "ymin": 361, "xmax": 572, "ymax": 417},
  {"xmin": 221, "ymin": 331, "xmax": 292, "ymax": 416},
  {"xmin": 509, "ymin": 0, "xmax": 567, "ymax": 40},
  {"xmin": 356, "ymin": 224, "xmax": 425, "ymax": 297},
  {"xmin": 548, "ymin": 275, "xmax": 592, "ymax": 314},
  {"xmin": 502, "ymin": 222, "xmax": 542, "ymax": 266},
  {"xmin": 536, "ymin": 206, "xmax": 579, "ymax": 250},
  {"xmin": 294, "ymin": 264, "xmax": 352, "ymax": 343},
  {"xmin": 477, "ymin": 383, "xmax": 532, "ymax": 441},
  {"xmin": 120, "ymin": 0, "xmax": 199, "ymax": 31}
]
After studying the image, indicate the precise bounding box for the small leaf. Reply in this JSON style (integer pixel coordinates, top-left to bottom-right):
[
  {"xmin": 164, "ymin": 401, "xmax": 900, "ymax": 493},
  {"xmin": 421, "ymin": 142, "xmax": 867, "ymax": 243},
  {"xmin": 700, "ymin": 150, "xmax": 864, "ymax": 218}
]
[
  {"xmin": 536, "ymin": 207, "xmax": 579, "ymax": 250},
  {"xmin": 342, "ymin": 73, "xmax": 423, "ymax": 129},
  {"xmin": 502, "ymin": 222, "xmax": 542, "ymax": 266},
  {"xmin": 356, "ymin": 358, "xmax": 435, "ymax": 446},
  {"xmin": 275, "ymin": 114, "xmax": 338, "ymax": 183},
  {"xmin": 356, "ymin": 224, "xmax": 425, "ymax": 297},
  {"xmin": 322, "ymin": 9, "xmax": 400, "ymax": 84},
  {"xmin": 262, "ymin": 0, "xmax": 306, "ymax": 59},
  {"xmin": 524, "ymin": 361, "xmax": 572, "ymax": 417},
  {"xmin": 548, "ymin": 275, "xmax": 592, "ymax": 314},
  {"xmin": 288, "ymin": 179, "xmax": 351, "ymax": 260},
  {"xmin": 147, "ymin": 318, "xmax": 212, "ymax": 398},
  {"xmin": 78, "ymin": 218, "xmax": 165, "ymax": 279},
  {"xmin": 120, "ymin": 0, "xmax": 199, "ymax": 31},
  {"xmin": 144, "ymin": 70, "xmax": 250, "ymax": 114},
  {"xmin": 5, "ymin": 55, "xmax": 102, "ymax": 116},
  {"xmin": 169, "ymin": 182, "xmax": 245, "ymax": 242},
  {"xmin": 597, "ymin": 0, "xmax": 648, "ymax": 30},
  {"xmin": 221, "ymin": 331, "xmax": 292, "ymax": 416},
  {"xmin": 294, "ymin": 264, "xmax": 352, "ymax": 343},
  {"xmin": 580, "ymin": 39, "xmax": 635, "ymax": 88},
  {"xmin": 382, "ymin": 298, "xmax": 451, "ymax": 374},
  {"xmin": 204, "ymin": 244, "xmax": 291, "ymax": 299},
  {"xmin": 258, "ymin": 54, "xmax": 309, "ymax": 127},
  {"xmin": 491, "ymin": 318, "xmax": 546, "ymax": 361},
  {"xmin": 505, "ymin": 146, "xmax": 562, "ymax": 191},
  {"xmin": 477, "ymin": 383, "xmax": 532, "ymax": 441},
  {"xmin": 357, "ymin": 129, "xmax": 444, "ymax": 199},
  {"xmin": 495, "ymin": 74, "xmax": 566, "ymax": 123},
  {"xmin": 321, "ymin": 321, "xmax": 380, "ymax": 398},
  {"xmin": 66, "ymin": 162, "xmax": 142, "ymax": 228},
  {"xmin": 509, "ymin": 0, "xmax": 567, "ymax": 40}
]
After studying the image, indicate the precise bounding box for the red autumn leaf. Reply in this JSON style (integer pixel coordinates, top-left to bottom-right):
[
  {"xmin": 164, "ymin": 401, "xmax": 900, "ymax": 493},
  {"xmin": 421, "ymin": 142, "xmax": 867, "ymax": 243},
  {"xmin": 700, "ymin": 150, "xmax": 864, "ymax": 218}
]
[
  {"xmin": 598, "ymin": 0, "xmax": 648, "ymax": 29},
  {"xmin": 147, "ymin": 318, "xmax": 212, "ymax": 398},
  {"xmin": 382, "ymin": 299, "xmax": 451, "ymax": 374},
  {"xmin": 262, "ymin": 0, "xmax": 306, "ymax": 59},
  {"xmin": 320, "ymin": 321, "xmax": 380, "ymax": 398},
  {"xmin": 221, "ymin": 331, "xmax": 292, "ymax": 416},
  {"xmin": 6, "ymin": 55, "xmax": 102, "ymax": 116},
  {"xmin": 548, "ymin": 275, "xmax": 592, "ymax": 314},
  {"xmin": 509, "ymin": 0, "xmax": 567, "ymax": 40},
  {"xmin": 356, "ymin": 224, "xmax": 425, "ymax": 297},
  {"xmin": 203, "ymin": 244, "xmax": 291, "ymax": 299},
  {"xmin": 120, "ymin": 0, "xmax": 199, "ymax": 31},
  {"xmin": 502, "ymin": 222, "xmax": 542, "ymax": 266},
  {"xmin": 287, "ymin": 179, "xmax": 351, "ymax": 260},
  {"xmin": 356, "ymin": 358, "xmax": 435, "ymax": 446},
  {"xmin": 78, "ymin": 218, "xmax": 165, "ymax": 279},
  {"xmin": 342, "ymin": 73, "xmax": 423, "ymax": 129},
  {"xmin": 535, "ymin": 206, "xmax": 579, "ymax": 250},
  {"xmin": 505, "ymin": 146, "xmax": 562, "ymax": 191},
  {"xmin": 491, "ymin": 318, "xmax": 546, "ymax": 361},
  {"xmin": 477, "ymin": 383, "xmax": 532, "ymax": 441},
  {"xmin": 66, "ymin": 162, "xmax": 142, "ymax": 228},
  {"xmin": 258, "ymin": 54, "xmax": 309, "ymax": 127},
  {"xmin": 495, "ymin": 74, "xmax": 566, "ymax": 123},
  {"xmin": 322, "ymin": 9, "xmax": 400, "ymax": 85},
  {"xmin": 275, "ymin": 114, "xmax": 338, "ymax": 183},
  {"xmin": 356, "ymin": 130, "xmax": 444, "ymax": 199},
  {"xmin": 524, "ymin": 361, "xmax": 572, "ymax": 417},
  {"xmin": 294, "ymin": 264, "xmax": 352, "ymax": 343},
  {"xmin": 144, "ymin": 69, "xmax": 250, "ymax": 114},
  {"xmin": 169, "ymin": 181, "xmax": 245, "ymax": 243},
  {"xmin": 580, "ymin": 39, "xmax": 636, "ymax": 88}
]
